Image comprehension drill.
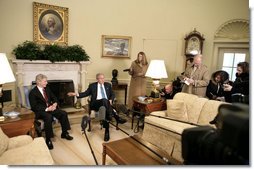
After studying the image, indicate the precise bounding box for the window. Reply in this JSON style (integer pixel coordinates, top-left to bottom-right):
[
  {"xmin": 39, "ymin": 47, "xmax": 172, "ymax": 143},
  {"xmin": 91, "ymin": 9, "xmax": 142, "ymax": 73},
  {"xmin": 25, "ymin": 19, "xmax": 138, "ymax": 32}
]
[
  {"xmin": 218, "ymin": 48, "xmax": 249, "ymax": 81},
  {"xmin": 222, "ymin": 52, "xmax": 246, "ymax": 81}
]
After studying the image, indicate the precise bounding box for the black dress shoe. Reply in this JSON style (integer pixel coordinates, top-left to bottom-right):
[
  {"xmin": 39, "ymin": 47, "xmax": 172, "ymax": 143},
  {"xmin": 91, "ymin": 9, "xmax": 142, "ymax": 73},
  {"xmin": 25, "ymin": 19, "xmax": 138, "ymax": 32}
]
[
  {"xmin": 104, "ymin": 129, "xmax": 110, "ymax": 142},
  {"xmin": 61, "ymin": 133, "xmax": 74, "ymax": 140},
  {"xmin": 46, "ymin": 140, "xmax": 54, "ymax": 150},
  {"xmin": 117, "ymin": 117, "xmax": 127, "ymax": 124}
]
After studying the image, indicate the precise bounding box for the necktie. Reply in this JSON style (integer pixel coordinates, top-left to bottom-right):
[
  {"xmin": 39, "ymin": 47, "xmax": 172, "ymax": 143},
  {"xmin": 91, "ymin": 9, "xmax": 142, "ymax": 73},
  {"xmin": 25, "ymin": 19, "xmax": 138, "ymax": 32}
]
[
  {"xmin": 100, "ymin": 84, "xmax": 106, "ymax": 99},
  {"xmin": 43, "ymin": 88, "xmax": 49, "ymax": 105}
]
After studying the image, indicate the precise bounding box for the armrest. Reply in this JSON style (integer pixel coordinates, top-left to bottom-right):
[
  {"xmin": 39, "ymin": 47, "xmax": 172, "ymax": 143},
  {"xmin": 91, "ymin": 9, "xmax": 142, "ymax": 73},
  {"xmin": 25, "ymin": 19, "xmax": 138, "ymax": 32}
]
[
  {"xmin": 8, "ymin": 135, "xmax": 33, "ymax": 150},
  {"xmin": 150, "ymin": 111, "xmax": 167, "ymax": 117}
]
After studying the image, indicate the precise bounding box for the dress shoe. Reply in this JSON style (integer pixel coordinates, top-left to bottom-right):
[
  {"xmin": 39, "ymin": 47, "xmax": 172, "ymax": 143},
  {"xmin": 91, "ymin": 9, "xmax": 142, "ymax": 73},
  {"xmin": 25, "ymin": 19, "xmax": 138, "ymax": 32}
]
[
  {"xmin": 117, "ymin": 117, "xmax": 127, "ymax": 124},
  {"xmin": 114, "ymin": 114, "xmax": 127, "ymax": 124},
  {"xmin": 61, "ymin": 133, "xmax": 74, "ymax": 140},
  {"xmin": 104, "ymin": 128, "xmax": 110, "ymax": 141},
  {"xmin": 46, "ymin": 140, "xmax": 54, "ymax": 150}
]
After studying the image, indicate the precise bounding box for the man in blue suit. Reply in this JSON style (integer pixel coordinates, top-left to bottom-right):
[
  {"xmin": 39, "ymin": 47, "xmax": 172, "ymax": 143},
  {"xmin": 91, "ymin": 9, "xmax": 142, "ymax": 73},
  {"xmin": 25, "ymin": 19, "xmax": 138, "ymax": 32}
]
[{"xmin": 68, "ymin": 73, "xmax": 126, "ymax": 141}]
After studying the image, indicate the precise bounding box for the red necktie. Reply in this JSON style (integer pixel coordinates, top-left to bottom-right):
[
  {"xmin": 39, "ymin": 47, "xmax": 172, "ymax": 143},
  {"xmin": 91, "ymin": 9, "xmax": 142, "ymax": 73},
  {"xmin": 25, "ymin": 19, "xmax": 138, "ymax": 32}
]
[{"xmin": 43, "ymin": 88, "xmax": 49, "ymax": 105}]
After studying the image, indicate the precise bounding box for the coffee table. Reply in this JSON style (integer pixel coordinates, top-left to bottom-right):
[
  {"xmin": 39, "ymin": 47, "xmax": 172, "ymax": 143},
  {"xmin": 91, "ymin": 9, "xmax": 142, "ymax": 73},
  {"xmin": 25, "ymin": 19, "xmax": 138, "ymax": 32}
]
[{"xmin": 102, "ymin": 135, "xmax": 179, "ymax": 165}]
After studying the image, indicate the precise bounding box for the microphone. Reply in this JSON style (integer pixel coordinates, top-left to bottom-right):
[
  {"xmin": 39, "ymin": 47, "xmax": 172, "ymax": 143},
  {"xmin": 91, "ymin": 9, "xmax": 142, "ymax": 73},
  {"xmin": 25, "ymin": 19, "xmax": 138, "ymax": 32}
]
[
  {"xmin": 123, "ymin": 69, "xmax": 131, "ymax": 72},
  {"xmin": 81, "ymin": 115, "xmax": 89, "ymax": 131}
]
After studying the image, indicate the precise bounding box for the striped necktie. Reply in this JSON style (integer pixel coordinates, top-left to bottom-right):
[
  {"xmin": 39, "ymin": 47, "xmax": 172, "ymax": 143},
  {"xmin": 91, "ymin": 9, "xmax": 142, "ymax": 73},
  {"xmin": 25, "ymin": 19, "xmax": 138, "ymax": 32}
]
[
  {"xmin": 43, "ymin": 88, "xmax": 49, "ymax": 105},
  {"xmin": 100, "ymin": 84, "xmax": 106, "ymax": 99}
]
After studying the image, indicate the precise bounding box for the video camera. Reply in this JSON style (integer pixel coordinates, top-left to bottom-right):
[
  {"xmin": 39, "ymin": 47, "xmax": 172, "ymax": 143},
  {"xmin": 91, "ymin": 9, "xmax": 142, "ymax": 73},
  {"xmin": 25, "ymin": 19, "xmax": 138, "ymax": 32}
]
[{"xmin": 182, "ymin": 103, "xmax": 249, "ymax": 165}]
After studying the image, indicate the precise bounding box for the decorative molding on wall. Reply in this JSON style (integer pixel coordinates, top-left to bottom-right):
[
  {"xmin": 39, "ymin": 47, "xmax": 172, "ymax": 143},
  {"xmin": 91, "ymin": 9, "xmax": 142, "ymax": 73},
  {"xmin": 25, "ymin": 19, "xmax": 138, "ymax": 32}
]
[{"xmin": 214, "ymin": 19, "xmax": 249, "ymax": 40}]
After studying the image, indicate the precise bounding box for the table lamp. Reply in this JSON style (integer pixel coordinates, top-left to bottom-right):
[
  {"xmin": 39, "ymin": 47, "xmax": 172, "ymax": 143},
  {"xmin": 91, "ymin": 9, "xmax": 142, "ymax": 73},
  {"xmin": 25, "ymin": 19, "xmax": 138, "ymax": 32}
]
[
  {"xmin": 0, "ymin": 53, "xmax": 16, "ymax": 116},
  {"xmin": 145, "ymin": 60, "xmax": 168, "ymax": 98}
]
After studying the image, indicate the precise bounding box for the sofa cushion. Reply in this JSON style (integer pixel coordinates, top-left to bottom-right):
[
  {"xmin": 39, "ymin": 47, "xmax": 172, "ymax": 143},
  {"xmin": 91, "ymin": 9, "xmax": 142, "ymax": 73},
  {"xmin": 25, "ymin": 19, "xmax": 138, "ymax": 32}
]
[
  {"xmin": 150, "ymin": 111, "xmax": 167, "ymax": 117},
  {"xmin": 166, "ymin": 100, "xmax": 188, "ymax": 122},
  {"xmin": 187, "ymin": 97, "xmax": 208, "ymax": 124},
  {"xmin": 145, "ymin": 116, "xmax": 196, "ymax": 135},
  {"xmin": 0, "ymin": 128, "xmax": 9, "ymax": 156},
  {"xmin": 198, "ymin": 100, "xmax": 228, "ymax": 125}
]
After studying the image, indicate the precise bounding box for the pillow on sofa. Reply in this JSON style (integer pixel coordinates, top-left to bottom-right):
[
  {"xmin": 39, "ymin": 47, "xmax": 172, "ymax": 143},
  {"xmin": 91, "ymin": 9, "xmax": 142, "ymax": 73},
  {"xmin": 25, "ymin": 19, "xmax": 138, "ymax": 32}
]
[{"xmin": 166, "ymin": 100, "xmax": 188, "ymax": 122}]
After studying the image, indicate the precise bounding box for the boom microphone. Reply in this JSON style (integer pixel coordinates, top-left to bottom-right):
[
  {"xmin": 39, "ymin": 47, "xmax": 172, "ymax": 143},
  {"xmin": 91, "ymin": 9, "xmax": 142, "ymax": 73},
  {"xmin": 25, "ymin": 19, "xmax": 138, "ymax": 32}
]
[{"xmin": 81, "ymin": 115, "xmax": 89, "ymax": 131}]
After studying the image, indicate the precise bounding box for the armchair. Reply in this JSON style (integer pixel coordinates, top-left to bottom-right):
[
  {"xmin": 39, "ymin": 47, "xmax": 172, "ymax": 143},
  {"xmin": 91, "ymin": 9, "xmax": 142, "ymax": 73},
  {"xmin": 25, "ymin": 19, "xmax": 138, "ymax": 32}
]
[{"xmin": 0, "ymin": 127, "xmax": 54, "ymax": 165}]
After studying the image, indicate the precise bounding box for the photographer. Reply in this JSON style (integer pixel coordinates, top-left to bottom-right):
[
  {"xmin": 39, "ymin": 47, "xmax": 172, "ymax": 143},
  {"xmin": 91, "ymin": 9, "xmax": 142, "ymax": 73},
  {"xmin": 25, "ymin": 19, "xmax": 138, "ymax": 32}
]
[{"xmin": 160, "ymin": 82, "xmax": 176, "ymax": 100}]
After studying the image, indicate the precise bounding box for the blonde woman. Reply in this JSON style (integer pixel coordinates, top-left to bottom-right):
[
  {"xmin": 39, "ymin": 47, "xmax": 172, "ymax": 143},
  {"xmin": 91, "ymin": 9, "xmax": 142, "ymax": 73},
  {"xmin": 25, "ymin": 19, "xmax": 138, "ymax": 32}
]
[{"xmin": 127, "ymin": 52, "xmax": 149, "ymax": 108}]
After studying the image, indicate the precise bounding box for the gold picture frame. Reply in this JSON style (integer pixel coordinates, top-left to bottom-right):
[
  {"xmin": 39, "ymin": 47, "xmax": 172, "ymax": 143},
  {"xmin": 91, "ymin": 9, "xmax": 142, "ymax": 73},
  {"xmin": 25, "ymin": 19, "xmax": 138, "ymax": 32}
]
[
  {"xmin": 33, "ymin": 2, "xmax": 68, "ymax": 45},
  {"xmin": 101, "ymin": 35, "xmax": 132, "ymax": 58}
]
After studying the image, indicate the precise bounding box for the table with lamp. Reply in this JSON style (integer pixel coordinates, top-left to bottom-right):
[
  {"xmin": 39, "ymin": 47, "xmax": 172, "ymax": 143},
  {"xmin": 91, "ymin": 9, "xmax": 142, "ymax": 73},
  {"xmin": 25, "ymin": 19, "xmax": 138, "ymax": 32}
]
[
  {"xmin": 0, "ymin": 53, "xmax": 35, "ymax": 137},
  {"xmin": 131, "ymin": 60, "xmax": 168, "ymax": 132}
]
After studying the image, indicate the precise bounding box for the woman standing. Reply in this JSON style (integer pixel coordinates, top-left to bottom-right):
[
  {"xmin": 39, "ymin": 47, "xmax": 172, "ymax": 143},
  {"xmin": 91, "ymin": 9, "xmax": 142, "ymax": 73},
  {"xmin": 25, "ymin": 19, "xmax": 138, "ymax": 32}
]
[
  {"xmin": 223, "ymin": 61, "xmax": 249, "ymax": 103},
  {"xmin": 127, "ymin": 52, "xmax": 148, "ymax": 108}
]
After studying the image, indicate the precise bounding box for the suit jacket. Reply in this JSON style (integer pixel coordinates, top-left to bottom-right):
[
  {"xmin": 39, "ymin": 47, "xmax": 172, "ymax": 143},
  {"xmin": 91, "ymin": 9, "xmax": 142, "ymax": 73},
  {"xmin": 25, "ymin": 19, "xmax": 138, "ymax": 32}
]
[
  {"xmin": 78, "ymin": 82, "xmax": 114, "ymax": 106},
  {"xmin": 29, "ymin": 86, "xmax": 58, "ymax": 115},
  {"xmin": 181, "ymin": 64, "xmax": 210, "ymax": 97}
]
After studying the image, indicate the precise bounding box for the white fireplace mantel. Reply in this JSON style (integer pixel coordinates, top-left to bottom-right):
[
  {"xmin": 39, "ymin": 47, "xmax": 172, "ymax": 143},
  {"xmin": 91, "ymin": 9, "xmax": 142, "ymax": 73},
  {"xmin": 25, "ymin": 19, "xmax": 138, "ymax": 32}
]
[{"xmin": 12, "ymin": 59, "xmax": 91, "ymax": 106}]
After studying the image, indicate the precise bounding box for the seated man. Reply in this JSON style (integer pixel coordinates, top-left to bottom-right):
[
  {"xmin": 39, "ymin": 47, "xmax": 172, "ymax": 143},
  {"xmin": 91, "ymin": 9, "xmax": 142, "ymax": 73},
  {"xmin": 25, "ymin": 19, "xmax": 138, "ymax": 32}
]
[
  {"xmin": 29, "ymin": 74, "xmax": 73, "ymax": 150},
  {"xmin": 160, "ymin": 82, "xmax": 176, "ymax": 99},
  {"xmin": 68, "ymin": 73, "xmax": 126, "ymax": 141}
]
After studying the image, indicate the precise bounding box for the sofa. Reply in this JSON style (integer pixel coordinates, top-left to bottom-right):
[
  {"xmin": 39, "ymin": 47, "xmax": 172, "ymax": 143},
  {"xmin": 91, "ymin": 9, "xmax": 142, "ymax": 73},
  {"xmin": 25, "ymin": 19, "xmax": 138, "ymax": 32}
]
[
  {"xmin": 0, "ymin": 127, "xmax": 54, "ymax": 165},
  {"xmin": 142, "ymin": 92, "xmax": 228, "ymax": 163}
]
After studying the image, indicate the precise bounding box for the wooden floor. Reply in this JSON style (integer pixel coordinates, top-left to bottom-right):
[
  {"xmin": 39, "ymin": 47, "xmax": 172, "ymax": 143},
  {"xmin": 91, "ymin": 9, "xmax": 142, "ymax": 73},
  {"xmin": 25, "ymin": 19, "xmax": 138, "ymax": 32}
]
[{"xmin": 48, "ymin": 113, "xmax": 143, "ymax": 165}]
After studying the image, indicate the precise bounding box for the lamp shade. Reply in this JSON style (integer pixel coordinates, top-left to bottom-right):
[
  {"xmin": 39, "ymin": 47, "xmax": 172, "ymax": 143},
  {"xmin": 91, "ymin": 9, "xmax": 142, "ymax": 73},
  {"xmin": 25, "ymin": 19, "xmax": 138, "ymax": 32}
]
[
  {"xmin": 145, "ymin": 60, "xmax": 168, "ymax": 79},
  {"xmin": 0, "ymin": 53, "xmax": 16, "ymax": 84}
]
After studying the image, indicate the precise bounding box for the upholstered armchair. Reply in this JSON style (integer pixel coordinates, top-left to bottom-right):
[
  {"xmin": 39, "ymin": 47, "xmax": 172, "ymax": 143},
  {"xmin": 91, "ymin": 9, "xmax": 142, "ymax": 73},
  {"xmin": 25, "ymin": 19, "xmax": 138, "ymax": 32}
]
[{"xmin": 0, "ymin": 127, "xmax": 54, "ymax": 165}]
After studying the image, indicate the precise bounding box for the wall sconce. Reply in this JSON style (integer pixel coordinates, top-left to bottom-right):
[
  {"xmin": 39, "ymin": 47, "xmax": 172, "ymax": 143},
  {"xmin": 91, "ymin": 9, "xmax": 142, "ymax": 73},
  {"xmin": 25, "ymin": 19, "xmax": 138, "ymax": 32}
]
[
  {"xmin": 0, "ymin": 53, "xmax": 16, "ymax": 116},
  {"xmin": 145, "ymin": 60, "xmax": 168, "ymax": 98}
]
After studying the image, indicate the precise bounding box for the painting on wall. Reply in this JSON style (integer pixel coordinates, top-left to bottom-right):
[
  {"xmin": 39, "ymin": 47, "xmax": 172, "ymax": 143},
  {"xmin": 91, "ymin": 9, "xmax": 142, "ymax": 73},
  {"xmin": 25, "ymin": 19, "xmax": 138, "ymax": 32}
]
[
  {"xmin": 33, "ymin": 2, "xmax": 69, "ymax": 45},
  {"xmin": 101, "ymin": 35, "xmax": 132, "ymax": 58}
]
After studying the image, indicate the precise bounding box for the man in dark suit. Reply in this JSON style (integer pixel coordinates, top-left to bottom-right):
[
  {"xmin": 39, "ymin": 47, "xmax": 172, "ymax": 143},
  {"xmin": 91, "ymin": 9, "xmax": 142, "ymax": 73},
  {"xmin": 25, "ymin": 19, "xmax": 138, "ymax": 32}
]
[
  {"xmin": 29, "ymin": 74, "xmax": 73, "ymax": 150},
  {"xmin": 68, "ymin": 73, "xmax": 126, "ymax": 141},
  {"xmin": 160, "ymin": 83, "xmax": 176, "ymax": 100}
]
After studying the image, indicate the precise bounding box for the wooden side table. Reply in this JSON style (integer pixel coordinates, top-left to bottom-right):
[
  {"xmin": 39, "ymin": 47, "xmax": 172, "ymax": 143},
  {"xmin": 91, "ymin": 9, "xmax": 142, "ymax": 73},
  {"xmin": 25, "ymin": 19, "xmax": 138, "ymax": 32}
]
[
  {"xmin": 0, "ymin": 107, "xmax": 35, "ymax": 138},
  {"xmin": 112, "ymin": 83, "xmax": 128, "ymax": 105},
  {"xmin": 131, "ymin": 97, "xmax": 166, "ymax": 130}
]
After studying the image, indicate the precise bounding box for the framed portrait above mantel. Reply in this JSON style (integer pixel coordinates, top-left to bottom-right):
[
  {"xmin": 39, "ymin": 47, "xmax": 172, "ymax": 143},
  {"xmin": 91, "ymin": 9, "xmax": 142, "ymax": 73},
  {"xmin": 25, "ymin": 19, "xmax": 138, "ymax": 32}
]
[
  {"xmin": 33, "ymin": 2, "xmax": 69, "ymax": 45},
  {"xmin": 101, "ymin": 35, "xmax": 132, "ymax": 58}
]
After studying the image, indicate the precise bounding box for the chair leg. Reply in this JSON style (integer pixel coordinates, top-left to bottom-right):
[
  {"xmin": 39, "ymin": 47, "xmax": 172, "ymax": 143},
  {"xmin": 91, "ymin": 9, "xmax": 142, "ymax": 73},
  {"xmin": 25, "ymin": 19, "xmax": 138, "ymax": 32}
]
[{"xmin": 131, "ymin": 113, "xmax": 134, "ymax": 129}]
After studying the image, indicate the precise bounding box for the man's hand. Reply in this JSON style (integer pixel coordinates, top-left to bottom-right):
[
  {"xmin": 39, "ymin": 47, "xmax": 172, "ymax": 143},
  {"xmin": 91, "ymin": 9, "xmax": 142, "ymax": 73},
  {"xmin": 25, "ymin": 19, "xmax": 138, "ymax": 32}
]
[
  {"xmin": 47, "ymin": 105, "xmax": 56, "ymax": 112},
  {"xmin": 223, "ymin": 84, "xmax": 232, "ymax": 91},
  {"xmin": 67, "ymin": 92, "xmax": 76, "ymax": 96}
]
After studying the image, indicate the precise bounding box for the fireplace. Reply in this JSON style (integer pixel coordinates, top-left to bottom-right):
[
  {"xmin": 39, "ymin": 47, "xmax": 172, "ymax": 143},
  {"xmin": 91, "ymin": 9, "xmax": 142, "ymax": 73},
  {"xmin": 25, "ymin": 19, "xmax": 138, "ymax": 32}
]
[
  {"xmin": 32, "ymin": 80, "xmax": 74, "ymax": 108},
  {"xmin": 12, "ymin": 60, "xmax": 90, "ymax": 107}
]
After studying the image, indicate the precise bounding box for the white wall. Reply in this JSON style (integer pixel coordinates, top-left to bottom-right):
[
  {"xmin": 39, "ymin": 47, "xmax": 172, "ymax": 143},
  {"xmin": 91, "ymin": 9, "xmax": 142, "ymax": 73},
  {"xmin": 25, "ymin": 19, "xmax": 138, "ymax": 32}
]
[{"xmin": 0, "ymin": 0, "xmax": 249, "ymax": 104}]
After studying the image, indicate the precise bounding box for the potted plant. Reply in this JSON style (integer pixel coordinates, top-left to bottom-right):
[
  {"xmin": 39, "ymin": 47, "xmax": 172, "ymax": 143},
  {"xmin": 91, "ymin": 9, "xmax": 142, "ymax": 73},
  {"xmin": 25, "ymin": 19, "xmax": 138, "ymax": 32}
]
[
  {"xmin": 12, "ymin": 41, "xmax": 41, "ymax": 60},
  {"xmin": 12, "ymin": 41, "xmax": 90, "ymax": 62}
]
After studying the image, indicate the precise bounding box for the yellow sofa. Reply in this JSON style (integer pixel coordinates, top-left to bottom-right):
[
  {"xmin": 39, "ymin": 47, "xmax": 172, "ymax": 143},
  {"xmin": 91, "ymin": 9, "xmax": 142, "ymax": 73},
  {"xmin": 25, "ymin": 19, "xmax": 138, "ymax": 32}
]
[
  {"xmin": 0, "ymin": 127, "xmax": 54, "ymax": 165},
  {"xmin": 142, "ymin": 92, "xmax": 228, "ymax": 163}
]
